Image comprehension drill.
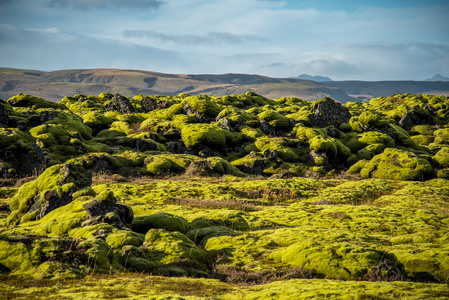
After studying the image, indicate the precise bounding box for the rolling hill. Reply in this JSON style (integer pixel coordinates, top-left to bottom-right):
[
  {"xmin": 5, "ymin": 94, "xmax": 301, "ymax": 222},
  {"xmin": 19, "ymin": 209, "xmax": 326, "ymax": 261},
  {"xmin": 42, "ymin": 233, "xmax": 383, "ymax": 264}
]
[
  {"xmin": 0, "ymin": 68, "xmax": 354, "ymax": 103},
  {"xmin": 1, "ymin": 68, "xmax": 449, "ymax": 104}
]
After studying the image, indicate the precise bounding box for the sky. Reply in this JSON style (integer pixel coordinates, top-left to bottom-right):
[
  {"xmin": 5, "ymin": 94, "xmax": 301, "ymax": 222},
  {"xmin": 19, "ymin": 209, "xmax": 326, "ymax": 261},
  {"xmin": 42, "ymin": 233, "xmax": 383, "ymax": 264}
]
[{"xmin": 0, "ymin": 0, "xmax": 448, "ymax": 81}]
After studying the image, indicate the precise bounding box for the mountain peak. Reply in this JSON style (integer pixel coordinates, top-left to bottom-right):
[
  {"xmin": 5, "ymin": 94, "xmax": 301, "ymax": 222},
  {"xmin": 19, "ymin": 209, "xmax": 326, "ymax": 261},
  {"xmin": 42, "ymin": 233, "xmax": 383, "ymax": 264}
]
[{"xmin": 425, "ymin": 74, "xmax": 449, "ymax": 82}]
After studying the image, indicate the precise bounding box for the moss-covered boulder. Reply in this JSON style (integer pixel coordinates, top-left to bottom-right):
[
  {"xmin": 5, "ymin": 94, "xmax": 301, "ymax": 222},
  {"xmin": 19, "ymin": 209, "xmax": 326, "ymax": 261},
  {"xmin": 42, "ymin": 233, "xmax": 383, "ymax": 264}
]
[
  {"xmin": 360, "ymin": 148, "xmax": 433, "ymax": 180},
  {"xmin": 0, "ymin": 127, "xmax": 43, "ymax": 174},
  {"xmin": 258, "ymin": 110, "xmax": 290, "ymax": 134},
  {"xmin": 399, "ymin": 107, "xmax": 435, "ymax": 129},
  {"xmin": 143, "ymin": 229, "xmax": 208, "ymax": 268},
  {"xmin": 231, "ymin": 152, "xmax": 275, "ymax": 175},
  {"xmin": 271, "ymin": 242, "xmax": 400, "ymax": 281},
  {"xmin": 0, "ymin": 235, "xmax": 90, "ymax": 279},
  {"xmin": 216, "ymin": 106, "xmax": 259, "ymax": 131},
  {"xmin": 183, "ymin": 95, "xmax": 222, "ymax": 123},
  {"xmin": 145, "ymin": 154, "xmax": 197, "ymax": 175},
  {"xmin": 181, "ymin": 123, "xmax": 242, "ymax": 150},
  {"xmin": 132, "ymin": 213, "xmax": 189, "ymax": 234},
  {"xmin": 185, "ymin": 157, "xmax": 246, "ymax": 177},
  {"xmin": 433, "ymin": 147, "xmax": 449, "ymax": 168},
  {"xmin": 82, "ymin": 190, "xmax": 134, "ymax": 229},
  {"xmin": 7, "ymin": 93, "xmax": 65, "ymax": 110},
  {"xmin": 7, "ymin": 161, "xmax": 92, "ymax": 226}
]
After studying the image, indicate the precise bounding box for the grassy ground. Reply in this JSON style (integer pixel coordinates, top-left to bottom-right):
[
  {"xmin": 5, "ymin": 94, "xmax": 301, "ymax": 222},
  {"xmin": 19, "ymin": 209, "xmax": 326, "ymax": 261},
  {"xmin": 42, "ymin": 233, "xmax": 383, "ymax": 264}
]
[{"xmin": 1, "ymin": 174, "xmax": 449, "ymax": 299}]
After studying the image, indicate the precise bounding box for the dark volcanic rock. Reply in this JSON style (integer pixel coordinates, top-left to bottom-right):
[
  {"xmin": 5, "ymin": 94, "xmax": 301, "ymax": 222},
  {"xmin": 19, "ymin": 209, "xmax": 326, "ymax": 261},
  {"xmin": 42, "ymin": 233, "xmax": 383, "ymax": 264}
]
[
  {"xmin": 0, "ymin": 100, "xmax": 10, "ymax": 125},
  {"xmin": 39, "ymin": 189, "xmax": 73, "ymax": 218},
  {"xmin": 140, "ymin": 96, "xmax": 157, "ymax": 113},
  {"xmin": 136, "ymin": 139, "xmax": 158, "ymax": 152},
  {"xmin": 236, "ymin": 159, "xmax": 267, "ymax": 175},
  {"xmin": 260, "ymin": 120, "xmax": 276, "ymax": 136},
  {"xmin": 105, "ymin": 93, "xmax": 135, "ymax": 114},
  {"xmin": 309, "ymin": 97, "xmax": 351, "ymax": 128},
  {"xmin": 399, "ymin": 108, "xmax": 434, "ymax": 129},
  {"xmin": 83, "ymin": 190, "xmax": 133, "ymax": 228}
]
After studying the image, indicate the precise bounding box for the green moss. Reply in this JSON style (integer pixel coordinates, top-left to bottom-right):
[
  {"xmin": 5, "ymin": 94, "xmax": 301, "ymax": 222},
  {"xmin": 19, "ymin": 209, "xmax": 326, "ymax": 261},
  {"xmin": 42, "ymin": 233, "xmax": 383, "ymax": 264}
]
[
  {"xmin": 411, "ymin": 134, "xmax": 434, "ymax": 146},
  {"xmin": 0, "ymin": 128, "xmax": 36, "ymax": 154},
  {"xmin": 309, "ymin": 136, "xmax": 337, "ymax": 158},
  {"xmin": 216, "ymin": 106, "xmax": 259, "ymax": 127},
  {"xmin": 294, "ymin": 125, "xmax": 325, "ymax": 142},
  {"xmin": 390, "ymin": 249, "xmax": 449, "ymax": 282},
  {"xmin": 143, "ymin": 229, "xmax": 207, "ymax": 266},
  {"xmin": 204, "ymin": 234, "xmax": 274, "ymax": 267},
  {"xmin": 357, "ymin": 111, "xmax": 389, "ymax": 129},
  {"xmin": 358, "ymin": 131, "xmax": 395, "ymax": 148},
  {"xmin": 314, "ymin": 156, "xmax": 325, "ymax": 166},
  {"xmin": 145, "ymin": 155, "xmax": 195, "ymax": 175},
  {"xmin": 83, "ymin": 112, "xmax": 115, "ymax": 129},
  {"xmin": 106, "ymin": 231, "xmax": 145, "ymax": 249},
  {"xmin": 8, "ymin": 94, "xmax": 65, "ymax": 110},
  {"xmin": 8, "ymin": 161, "xmax": 91, "ymax": 226},
  {"xmin": 231, "ymin": 153, "xmax": 275, "ymax": 175},
  {"xmin": 258, "ymin": 110, "xmax": 290, "ymax": 131},
  {"xmin": 338, "ymin": 122, "xmax": 353, "ymax": 132},
  {"xmin": 77, "ymin": 238, "xmax": 117, "ymax": 272},
  {"xmin": 347, "ymin": 160, "xmax": 368, "ymax": 174},
  {"xmin": 412, "ymin": 125, "xmax": 435, "ymax": 136},
  {"xmin": 183, "ymin": 95, "xmax": 222, "ymax": 119},
  {"xmin": 357, "ymin": 148, "xmax": 375, "ymax": 160},
  {"xmin": 360, "ymin": 148, "xmax": 433, "ymax": 180},
  {"xmin": 181, "ymin": 124, "xmax": 242, "ymax": 149},
  {"xmin": 434, "ymin": 147, "xmax": 449, "ymax": 168},
  {"xmin": 132, "ymin": 213, "xmax": 189, "ymax": 234},
  {"xmin": 255, "ymin": 138, "xmax": 299, "ymax": 162},
  {"xmin": 434, "ymin": 128, "xmax": 449, "ymax": 144},
  {"xmin": 437, "ymin": 168, "xmax": 449, "ymax": 179},
  {"xmin": 205, "ymin": 157, "xmax": 246, "ymax": 176},
  {"xmin": 271, "ymin": 241, "xmax": 384, "ymax": 280}
]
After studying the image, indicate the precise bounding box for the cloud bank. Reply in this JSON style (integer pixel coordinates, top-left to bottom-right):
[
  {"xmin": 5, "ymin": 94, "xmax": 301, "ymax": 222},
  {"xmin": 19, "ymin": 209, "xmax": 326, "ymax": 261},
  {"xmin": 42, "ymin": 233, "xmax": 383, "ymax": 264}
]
[{"xmin": 0, "ymin": 0, "xmax": 448, "ymax": 80}]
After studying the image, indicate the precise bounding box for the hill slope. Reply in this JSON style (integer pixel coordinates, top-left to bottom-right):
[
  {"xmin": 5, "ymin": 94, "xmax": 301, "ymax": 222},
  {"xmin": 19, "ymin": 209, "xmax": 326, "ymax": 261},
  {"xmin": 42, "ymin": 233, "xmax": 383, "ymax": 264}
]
[{"xmin": 0, "ymin": 68, "xmax": 354, "ymax": 103}]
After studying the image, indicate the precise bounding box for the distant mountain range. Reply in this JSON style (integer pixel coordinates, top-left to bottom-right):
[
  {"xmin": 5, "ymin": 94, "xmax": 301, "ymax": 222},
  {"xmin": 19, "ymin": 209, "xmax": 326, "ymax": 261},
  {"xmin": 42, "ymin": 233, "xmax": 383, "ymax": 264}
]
[
  {"xmin": 1, "ymin": 68, "xmax": 448, "ymax": 103},
  {"xmin": 425, "ymin": 74, "xmax": 449, "ymax": 82}
]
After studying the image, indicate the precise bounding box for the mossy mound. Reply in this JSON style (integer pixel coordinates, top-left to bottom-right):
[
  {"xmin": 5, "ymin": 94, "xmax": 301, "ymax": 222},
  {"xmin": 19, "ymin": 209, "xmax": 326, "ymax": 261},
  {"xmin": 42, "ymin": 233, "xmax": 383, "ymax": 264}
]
[
  {"xmin": 0, "ymin": 235, "xmax": 90, "ymax": 279},
  {"xmin": 7, "ymin": 162, "xmax": 92, "ymax": 226},
  {"xmin": 143, "ymin": 228, "xmax": 208, "ymax": 269},
  {"xmin": 181, "ymin": 123, "xmax": 242, "ymax": 150},
  {"xmin": 183, "ymin": 95, "xmax": 222, "ymax": 123},
  {"xmin": 359, "ymin": 148, "xmax": 433, "ymax": 180},
  {"xmin": 7, "ymin": 94, "xmax": 65, "ymax": 110},
  {"xmin": 270, "ymin": 241, "xmax": 395, "ymax": 280},
  {"xmin": 132, "ymin": 213, "xmax": 189, "ymax": 234}
]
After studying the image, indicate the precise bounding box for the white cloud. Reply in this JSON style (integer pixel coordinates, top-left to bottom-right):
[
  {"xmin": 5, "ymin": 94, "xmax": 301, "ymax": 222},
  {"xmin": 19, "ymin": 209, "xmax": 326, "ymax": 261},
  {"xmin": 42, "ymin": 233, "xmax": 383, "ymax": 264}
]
[
  {"xmin": 122, "ymin": 30, "xmax": 268, "ymax": 46},
  {"xmin": 46, "ymin": 0, "xmax": 165, "ymax": 10},
  {"xmin": 0, "ymin": 25, "xmax": 184, "ymax": 71}
]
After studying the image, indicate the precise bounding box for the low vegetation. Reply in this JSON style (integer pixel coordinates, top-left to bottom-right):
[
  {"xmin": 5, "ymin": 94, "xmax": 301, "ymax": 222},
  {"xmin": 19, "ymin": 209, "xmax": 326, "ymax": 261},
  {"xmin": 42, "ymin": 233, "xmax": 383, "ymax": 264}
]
[{"xmin": 0, "ymin": 91, "xmax": 448, "ymax": 298}]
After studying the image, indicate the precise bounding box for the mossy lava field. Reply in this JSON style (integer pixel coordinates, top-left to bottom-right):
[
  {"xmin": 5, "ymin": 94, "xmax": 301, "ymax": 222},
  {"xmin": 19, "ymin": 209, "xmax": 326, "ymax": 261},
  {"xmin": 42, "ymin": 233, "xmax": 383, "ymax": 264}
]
[{"xmin": 1, "ymin": 92, "xmax": 449, "ymax": 299}]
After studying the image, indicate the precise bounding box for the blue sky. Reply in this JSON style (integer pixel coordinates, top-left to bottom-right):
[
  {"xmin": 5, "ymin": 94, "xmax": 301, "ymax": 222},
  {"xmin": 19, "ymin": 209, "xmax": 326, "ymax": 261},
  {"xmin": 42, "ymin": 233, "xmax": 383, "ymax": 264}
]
[{"xmin": 0, "ymin": 0, "xmax": 448, "ymax": 80}]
